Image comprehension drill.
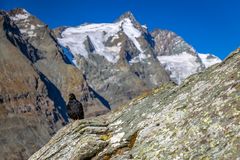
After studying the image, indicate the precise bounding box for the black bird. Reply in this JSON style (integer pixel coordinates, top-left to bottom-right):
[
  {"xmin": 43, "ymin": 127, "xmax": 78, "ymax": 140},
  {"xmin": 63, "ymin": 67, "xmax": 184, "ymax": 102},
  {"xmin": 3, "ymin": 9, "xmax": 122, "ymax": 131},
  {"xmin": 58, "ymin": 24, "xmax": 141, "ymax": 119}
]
[{"xmin": 66, "ymin": 93, "xmax": 84, "ymax": 120}]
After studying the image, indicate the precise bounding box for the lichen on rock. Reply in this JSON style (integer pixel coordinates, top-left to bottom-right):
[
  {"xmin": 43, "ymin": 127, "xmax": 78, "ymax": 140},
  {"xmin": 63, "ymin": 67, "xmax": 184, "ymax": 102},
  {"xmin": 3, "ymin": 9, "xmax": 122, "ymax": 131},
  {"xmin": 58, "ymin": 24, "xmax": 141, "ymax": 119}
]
[{"xmin": 30, "ymin": 49, "xmax": 240, "ymax": 159}]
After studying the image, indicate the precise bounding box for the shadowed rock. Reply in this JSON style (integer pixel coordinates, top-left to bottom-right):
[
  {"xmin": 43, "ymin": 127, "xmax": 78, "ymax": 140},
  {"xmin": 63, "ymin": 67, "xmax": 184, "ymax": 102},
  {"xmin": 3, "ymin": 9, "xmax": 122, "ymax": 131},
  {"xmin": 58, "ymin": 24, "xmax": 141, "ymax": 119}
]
[{"xmin": 0, "ymin": 12, "xmax": 64, "ymax": 160}]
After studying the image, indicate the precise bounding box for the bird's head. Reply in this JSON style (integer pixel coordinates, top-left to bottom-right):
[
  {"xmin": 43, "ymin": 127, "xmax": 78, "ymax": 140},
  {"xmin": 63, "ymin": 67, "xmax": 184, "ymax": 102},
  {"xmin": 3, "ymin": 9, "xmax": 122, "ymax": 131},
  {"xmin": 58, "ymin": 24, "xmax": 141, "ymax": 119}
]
[{"xmin": 69, "ymin": 93, "xmax": 76, "ymax": 100}]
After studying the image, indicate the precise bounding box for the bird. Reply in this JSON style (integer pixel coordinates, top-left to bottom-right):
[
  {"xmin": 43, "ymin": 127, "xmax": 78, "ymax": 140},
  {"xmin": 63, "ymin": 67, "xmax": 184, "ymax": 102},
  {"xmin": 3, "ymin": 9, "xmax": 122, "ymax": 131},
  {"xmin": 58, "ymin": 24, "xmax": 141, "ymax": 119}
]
[{"xmin": 66, "ymin": 93, "xmax": 84, "ymax": 120}]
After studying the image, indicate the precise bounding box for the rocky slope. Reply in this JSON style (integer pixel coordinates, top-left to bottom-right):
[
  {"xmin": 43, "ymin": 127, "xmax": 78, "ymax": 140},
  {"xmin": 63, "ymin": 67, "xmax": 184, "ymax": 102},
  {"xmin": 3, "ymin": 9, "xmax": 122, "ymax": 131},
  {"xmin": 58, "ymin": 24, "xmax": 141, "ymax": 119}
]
[
  {"xmin": 56, "ymin": 12, "xmax": 221, "ymax": 108},
  {"xmin": 30, "ymin": 49, "xmax": 240, "ymax": 160}
]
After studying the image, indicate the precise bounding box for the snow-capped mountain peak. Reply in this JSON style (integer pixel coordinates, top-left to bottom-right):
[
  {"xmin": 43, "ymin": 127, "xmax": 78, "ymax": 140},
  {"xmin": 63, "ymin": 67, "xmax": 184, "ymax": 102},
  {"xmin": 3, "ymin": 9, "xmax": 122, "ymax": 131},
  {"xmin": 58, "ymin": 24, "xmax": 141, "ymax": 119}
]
[
  {"xmin": 9, "ymin": 8, "xmax": 45, "ymax": 38},
  {"xmin": 9, "ymin": 8, "xmax": 30, "ymax": 21},
  {"xmin": 116, "ymin": 11, "xmax": 137, "ymax": 23},
  {"xmin": 57, "ymin": 12, "xmax": 221, "ymax": 85},
  {"xmin": 58, "ymin": 16, "xmax": 143, "ymax": 64}
]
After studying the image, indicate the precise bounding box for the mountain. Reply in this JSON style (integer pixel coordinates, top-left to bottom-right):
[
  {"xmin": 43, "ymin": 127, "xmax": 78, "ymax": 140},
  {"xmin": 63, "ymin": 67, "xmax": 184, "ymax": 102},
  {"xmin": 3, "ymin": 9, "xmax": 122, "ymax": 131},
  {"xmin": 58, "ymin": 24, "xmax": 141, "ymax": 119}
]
[
  {"xmin": 152, "ymin": 29, "xmax": 204, "ymax": 84},
  {"xmin": 0, "ymin": 9, "xmax": 110, "ymax": 159},
  {"xmin": 0, "ymin": 11, "xmax": 64, "ymax": 160},
  {"xmin": 56, "ymin": 12, "xmax": 221, "ymax": 107},
  {"xmin": 56, "ymin": 12, "xmax": 170, "ymax": 108},
  {"xmin": 8, "ymin": 8, "xmax": 109, "ymax": 117},
  {"xmin": 198, "ymin": 53, "xmax": 222, "ymax": 68},
  {"xmin": 0, "ymin": 8, "xmax": 223, "ymax": 159},
  {"xmin": 29, "ymin": 49, "xmax": 240, "ymax": 159},
  {"xmin": 152, "ymin": 29, "xmax": 223, "ymax": 84}
]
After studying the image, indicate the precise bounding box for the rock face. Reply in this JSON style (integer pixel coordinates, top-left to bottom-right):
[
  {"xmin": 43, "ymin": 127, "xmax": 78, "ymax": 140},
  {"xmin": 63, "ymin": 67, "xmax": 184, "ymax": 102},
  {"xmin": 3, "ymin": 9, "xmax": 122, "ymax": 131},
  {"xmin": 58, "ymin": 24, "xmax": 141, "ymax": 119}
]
[
  {"xmin": 8, "ymin": 8, "xmax": 110, "ymax": 118},
  {"xmin": 0, "ymin": 12, "xmax": 63, "ymax": 160},
  {"xmin": 152, "ymin": 29, "xmax": 203, "ymax": 84},
  {"xmin": 30, "ymin": 49, "xmax": 240, "ymax": 160}
]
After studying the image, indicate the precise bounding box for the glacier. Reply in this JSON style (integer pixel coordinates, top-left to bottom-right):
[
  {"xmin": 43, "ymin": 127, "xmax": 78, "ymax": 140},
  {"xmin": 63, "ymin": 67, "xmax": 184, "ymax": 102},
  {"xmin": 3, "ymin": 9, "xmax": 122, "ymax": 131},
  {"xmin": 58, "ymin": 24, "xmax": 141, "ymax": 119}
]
[{"xmin": 58, "ymin": 18, "xmax": 142, "ymax": 64}]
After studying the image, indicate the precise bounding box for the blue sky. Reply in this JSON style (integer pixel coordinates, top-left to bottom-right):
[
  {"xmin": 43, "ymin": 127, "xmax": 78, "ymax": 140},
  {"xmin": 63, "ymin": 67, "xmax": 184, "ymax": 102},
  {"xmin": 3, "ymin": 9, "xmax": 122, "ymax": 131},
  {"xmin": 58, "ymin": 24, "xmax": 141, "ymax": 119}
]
[{"xmin": 1, "ymin": 0, "xmax": 240, "ymax": 59}]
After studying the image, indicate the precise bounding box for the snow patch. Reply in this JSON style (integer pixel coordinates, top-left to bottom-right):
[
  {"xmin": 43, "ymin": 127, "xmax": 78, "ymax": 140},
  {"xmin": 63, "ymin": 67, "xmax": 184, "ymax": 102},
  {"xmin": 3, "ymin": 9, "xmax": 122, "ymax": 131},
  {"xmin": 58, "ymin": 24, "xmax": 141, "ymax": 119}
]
[
  {"xmin": 142, "ymin": 24, "xmax": 147, "ymax": 29},
  {"xmin": 157, "ymin": 52, "xmax": 202, "ymax": 84},
  {"xmin": 121, "ymin": 18, "xmax": 142, "ymax": 52},
  {"xmin": 30, "ymin": 25, "xmax": 35, "ymax": 30},
  {"xmin": 111, "ymin": 34, "xmax": 119, "ymax": 42},
  {"xmin": 10, "ymin": 11, "xmax": 38, "ymax": 37},
  {"xmin": 129, "ymin": 52, "xmax": 148, "ymax": 64},
  {"xmin": 27, "ymin": 31, "xmax": 36, "ymax": 37},
  {"xmin": 117, "ymin": 42, "xmax": 122, "ymax": 46},
  {"xmin": 36, "ymin": 24, "xmax": 44, "ymax": 27},
  {"xmin": 10, "ymin": 9, "xmax": 30, "ymax": 21},
  {"xmin": 198, "ymin": 53, "xmax": 221, "ymax": 68}
]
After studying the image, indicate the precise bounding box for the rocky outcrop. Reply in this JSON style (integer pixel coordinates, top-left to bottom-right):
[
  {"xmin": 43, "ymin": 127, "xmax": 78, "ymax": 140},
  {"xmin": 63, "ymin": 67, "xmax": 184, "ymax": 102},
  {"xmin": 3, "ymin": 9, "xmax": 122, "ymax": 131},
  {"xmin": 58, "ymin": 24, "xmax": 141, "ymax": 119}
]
[{"xmin": 30, "ymin": 49, "xmax": 240, "ymax": 159}]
